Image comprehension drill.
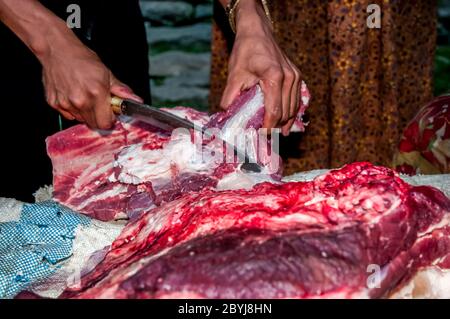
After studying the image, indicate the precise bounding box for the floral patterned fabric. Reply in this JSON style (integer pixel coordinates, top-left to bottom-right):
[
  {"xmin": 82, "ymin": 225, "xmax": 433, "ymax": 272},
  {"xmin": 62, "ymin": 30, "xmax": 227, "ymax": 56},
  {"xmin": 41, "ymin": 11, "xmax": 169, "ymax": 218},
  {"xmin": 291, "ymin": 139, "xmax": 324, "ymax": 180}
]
[
  {"xmin": 210, "ymin": 0, "xmax": 437, "ymax": 175},
  {"xmin": 394, "ymin": 95, "xmax": 450, "ymax": 175}
]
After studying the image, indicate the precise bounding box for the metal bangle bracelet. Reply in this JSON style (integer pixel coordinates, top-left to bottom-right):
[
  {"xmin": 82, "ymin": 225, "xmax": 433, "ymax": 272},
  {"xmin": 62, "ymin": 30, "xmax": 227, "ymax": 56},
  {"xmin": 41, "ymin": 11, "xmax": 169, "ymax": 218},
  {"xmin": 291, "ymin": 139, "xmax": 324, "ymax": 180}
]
[{"xmin": 226, "ymin": 0, "xmax": 272, "ymax": 34}]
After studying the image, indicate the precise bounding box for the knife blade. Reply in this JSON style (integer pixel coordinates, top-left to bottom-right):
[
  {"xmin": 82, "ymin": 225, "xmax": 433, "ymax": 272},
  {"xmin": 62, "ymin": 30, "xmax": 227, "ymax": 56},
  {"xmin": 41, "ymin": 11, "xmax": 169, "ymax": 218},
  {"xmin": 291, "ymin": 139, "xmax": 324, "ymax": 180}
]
[{"xmin": 111, "ymin": 97, "xmax": 262, "ymax": 173}]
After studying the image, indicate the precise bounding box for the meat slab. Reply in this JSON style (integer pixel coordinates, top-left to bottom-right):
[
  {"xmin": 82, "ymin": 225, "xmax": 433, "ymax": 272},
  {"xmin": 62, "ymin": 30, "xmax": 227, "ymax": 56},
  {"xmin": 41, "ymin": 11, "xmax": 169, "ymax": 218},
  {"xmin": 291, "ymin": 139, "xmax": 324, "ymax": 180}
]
[
  {"xmin": 47, "ymin": 84, "xmax": 310, "ymax": 221},
  {"xmin": 45, "ymin": 84, "xmax": 450, "ymax": 298},
  {"xmin": 59, "ymin": 163, "xmax": 450, "ymax": 299}
]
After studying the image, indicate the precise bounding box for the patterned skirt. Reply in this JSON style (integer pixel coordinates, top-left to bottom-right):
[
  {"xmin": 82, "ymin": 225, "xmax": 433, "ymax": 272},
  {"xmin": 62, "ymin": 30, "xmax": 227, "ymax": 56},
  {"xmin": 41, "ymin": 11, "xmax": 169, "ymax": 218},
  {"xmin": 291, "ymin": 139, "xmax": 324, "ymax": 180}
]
[{"xmin": 209, "ymin": 0, "xmax": 437, "ymax": 175}]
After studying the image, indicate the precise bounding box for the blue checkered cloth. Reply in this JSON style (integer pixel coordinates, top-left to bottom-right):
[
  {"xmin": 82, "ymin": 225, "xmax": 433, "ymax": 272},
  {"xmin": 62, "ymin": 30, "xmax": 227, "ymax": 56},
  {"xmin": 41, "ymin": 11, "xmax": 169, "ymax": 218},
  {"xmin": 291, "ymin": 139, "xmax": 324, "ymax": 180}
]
[{"xmin": 0, "ymin": 201, "xmax": 91, "ymax": 299}]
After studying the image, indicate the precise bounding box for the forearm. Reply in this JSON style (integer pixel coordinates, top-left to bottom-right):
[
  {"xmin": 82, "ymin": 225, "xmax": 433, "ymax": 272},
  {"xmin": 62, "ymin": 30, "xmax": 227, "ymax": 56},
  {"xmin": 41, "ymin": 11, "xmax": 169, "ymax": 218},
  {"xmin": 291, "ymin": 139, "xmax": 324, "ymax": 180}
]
[
  {"xmin": 0, "ymin": 0, "xmax": 80, "ymax": 62},
  {"xmin": 217, "ymin": 0, "xmax": 229, "ymax": 8}
]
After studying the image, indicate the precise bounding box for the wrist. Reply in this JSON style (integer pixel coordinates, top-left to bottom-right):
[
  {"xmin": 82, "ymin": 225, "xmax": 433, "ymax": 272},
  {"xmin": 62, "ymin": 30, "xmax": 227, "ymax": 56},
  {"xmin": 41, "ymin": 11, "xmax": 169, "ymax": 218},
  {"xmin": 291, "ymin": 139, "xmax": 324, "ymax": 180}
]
[
  {"xmin": 31, "ymin": 18, "xmax": 75, "ymax": 64},
  {"xmin": 0, "ymin": 0, "xmax": 82, "ymax": 63},
  {"xmin": 14, "ymin": 6, "xmax": 83, "ymax": 66},
  {"xmin": 235, "ymin": 0, "xmax": 273, "ymax": 36}
]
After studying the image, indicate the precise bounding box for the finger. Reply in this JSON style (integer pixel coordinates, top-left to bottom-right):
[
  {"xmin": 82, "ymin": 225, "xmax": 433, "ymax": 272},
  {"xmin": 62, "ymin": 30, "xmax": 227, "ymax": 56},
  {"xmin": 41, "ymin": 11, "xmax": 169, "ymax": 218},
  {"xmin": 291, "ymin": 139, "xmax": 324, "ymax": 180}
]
[
  {"xmin": 68, "ymin": 93, "xmax": 98, "ymax": 128},
  {"xmin": 282, "ymin": 62, "xmax": 301, "ymax": 137},
  {"xmin": 55, "ymin": 98, "xmax": 76, "ymax": 121},
  {"xmin": 94, "ymin": 96, "xmax": 115, "ymax": 130},
  {"xmin": 281, "ymin": 117, "xmax": 296, "ymax": 137},
  {"xmin": 44, "ymin": 87, "xmax": 58, "ymax": 111},
  {"xmin": 289, "ymin": 62, "xmax": 301, "ymax": 120},
  {"xmin": 110, "ymin": 72, "xmax": 143, "ymax": 103},
  {"xmin": 91, "ymin": 82, "xmax": 115, "ymax": 130},
  {"xmin": 57, "ymin": 96, "xmax": 82, "ymax": 122},
  {"xmin": 80, "ymin": 107, "xmax": 98, "ymax": 129},
  {"xmin": 220, "ymin": 78, "xmax": 243, "ymax": 110},
  {"xmin": 280, "ymin": 65, "xmax": 295, "ymax": 126},
  {"xmin": 220, "ymin": 71, "xmax": 258, "ymax": 109},
  {"xmin": 59, "ymin": 109, "xmax": 76, "ymax": 121},
  {"xmin": 42, "ymin": 77, "xmax": 76, "ymax": 121},
  {"xmin": 261, "ymin": 67, "xmax": 284, "ymax": 129}
]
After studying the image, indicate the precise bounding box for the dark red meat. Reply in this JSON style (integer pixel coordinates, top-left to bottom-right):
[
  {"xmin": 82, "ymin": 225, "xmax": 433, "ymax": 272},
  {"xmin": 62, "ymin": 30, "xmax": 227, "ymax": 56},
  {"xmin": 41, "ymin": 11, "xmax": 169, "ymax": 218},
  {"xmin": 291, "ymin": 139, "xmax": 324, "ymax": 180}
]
[
  {"xmin": 60, "ymin": 163, "xmax": 450, "ymax": 299},
  {"xmin": 46, "ymin": 84, "xmax": 449, "ymax": 298}
]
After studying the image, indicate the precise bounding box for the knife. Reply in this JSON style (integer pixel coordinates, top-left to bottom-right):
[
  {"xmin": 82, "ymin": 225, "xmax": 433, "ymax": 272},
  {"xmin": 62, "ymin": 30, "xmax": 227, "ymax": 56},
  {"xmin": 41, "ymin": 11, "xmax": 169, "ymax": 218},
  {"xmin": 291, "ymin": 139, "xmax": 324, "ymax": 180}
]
[{"xmin": 111, "ymin": 97, "xmax": 262, "ymax": 173}]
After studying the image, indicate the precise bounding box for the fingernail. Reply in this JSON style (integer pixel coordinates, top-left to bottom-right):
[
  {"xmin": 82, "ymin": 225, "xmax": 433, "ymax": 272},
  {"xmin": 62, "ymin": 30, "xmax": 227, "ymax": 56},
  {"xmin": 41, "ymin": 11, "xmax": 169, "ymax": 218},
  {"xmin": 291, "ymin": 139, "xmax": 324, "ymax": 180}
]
[
  {"xmin": 131, "ymin": 94, "xmax": 144, "ymax": 103},
  {"xmin": 220, "ymin": 100, "xmax": 229, "ymax": 110},
  {"xmin": 119, "ymin": 86, "xmax": 133, "ymax": 94}
]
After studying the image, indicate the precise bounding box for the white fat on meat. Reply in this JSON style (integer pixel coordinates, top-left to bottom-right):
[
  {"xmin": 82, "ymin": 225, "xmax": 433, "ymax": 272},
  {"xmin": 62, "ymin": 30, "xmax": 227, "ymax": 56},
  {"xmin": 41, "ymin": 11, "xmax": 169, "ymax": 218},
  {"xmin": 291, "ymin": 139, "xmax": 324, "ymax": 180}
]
[
  {"xmin": 216, "ymin": 170, "xmax": 276, "ymax": 191},
  {"xmin": 390, "ymin": 267, "xmax": 450, "ymax": 299},
  {"xmin": 112, "ymin": 129, "xmax": 221, "ymax": 186},
  {"xmin": 220, "ymin": 86, "xmax": 264, "ymax": 142}
]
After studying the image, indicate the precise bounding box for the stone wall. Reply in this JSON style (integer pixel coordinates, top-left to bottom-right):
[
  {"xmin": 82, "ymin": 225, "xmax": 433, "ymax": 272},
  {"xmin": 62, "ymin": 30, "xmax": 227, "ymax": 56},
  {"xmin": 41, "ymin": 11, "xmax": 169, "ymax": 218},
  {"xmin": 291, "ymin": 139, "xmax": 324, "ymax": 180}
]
[
  {"xmin": 437, "ymin": 0, "xmax": 450, "ymax": 95},
  {"xmin": 140, "ymin": 0, "xmax": 213, "ymax": 110}
]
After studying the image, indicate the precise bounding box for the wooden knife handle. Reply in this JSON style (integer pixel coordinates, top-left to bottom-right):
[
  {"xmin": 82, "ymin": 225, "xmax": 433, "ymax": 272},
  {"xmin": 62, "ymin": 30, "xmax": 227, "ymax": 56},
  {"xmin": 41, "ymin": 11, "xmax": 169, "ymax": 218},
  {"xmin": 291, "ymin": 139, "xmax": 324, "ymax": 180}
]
[{"xmin": 111, "ymin": 96, "xmax": 124, "ymax": 115}]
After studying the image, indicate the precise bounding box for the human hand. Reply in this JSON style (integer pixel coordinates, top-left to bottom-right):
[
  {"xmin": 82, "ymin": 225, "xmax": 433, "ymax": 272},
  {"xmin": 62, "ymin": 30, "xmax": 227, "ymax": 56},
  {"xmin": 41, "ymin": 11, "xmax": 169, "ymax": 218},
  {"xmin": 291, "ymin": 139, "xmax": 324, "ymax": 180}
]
[
  {"xmin": 0, "ymin": 0, "xmax": 142, "ymax": 130},
  {"xmin": 40, "ymin": 35, "xmax": 142, "ymax": 129},
  {"xmin": 221, "ymin": 0, "xmax": 303, "ymax": 136}
]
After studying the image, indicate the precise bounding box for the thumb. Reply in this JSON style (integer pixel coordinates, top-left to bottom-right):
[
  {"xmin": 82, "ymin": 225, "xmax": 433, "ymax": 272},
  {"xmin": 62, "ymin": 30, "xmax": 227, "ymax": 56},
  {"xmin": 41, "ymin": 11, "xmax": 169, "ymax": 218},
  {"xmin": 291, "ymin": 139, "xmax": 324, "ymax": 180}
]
[
  {"xmin": 220, "ymin": 79, "xmax": 243, "ymax": 110},
  {"xmin": 110, "ymin": 72, "xmax": 143, "ymax": 103},
  {"xmin": 220, "ymin": 72, "xmax": 258, "ymax": 110}
]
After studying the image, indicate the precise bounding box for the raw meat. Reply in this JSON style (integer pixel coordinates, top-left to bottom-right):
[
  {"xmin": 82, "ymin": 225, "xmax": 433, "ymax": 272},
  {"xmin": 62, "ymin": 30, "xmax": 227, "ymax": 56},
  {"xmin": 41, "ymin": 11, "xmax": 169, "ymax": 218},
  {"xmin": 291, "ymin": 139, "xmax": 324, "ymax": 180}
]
[
  {"xmin": 60, "ymin": 163, "xmax": 450, "ymax": 299},
  {"xmin": 46, "ymin": 83, "xmax": 449, "ymax": 299},
  {"xmin": 47, "ymin": 84, "xmax": 310, "ymax": 221}
]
